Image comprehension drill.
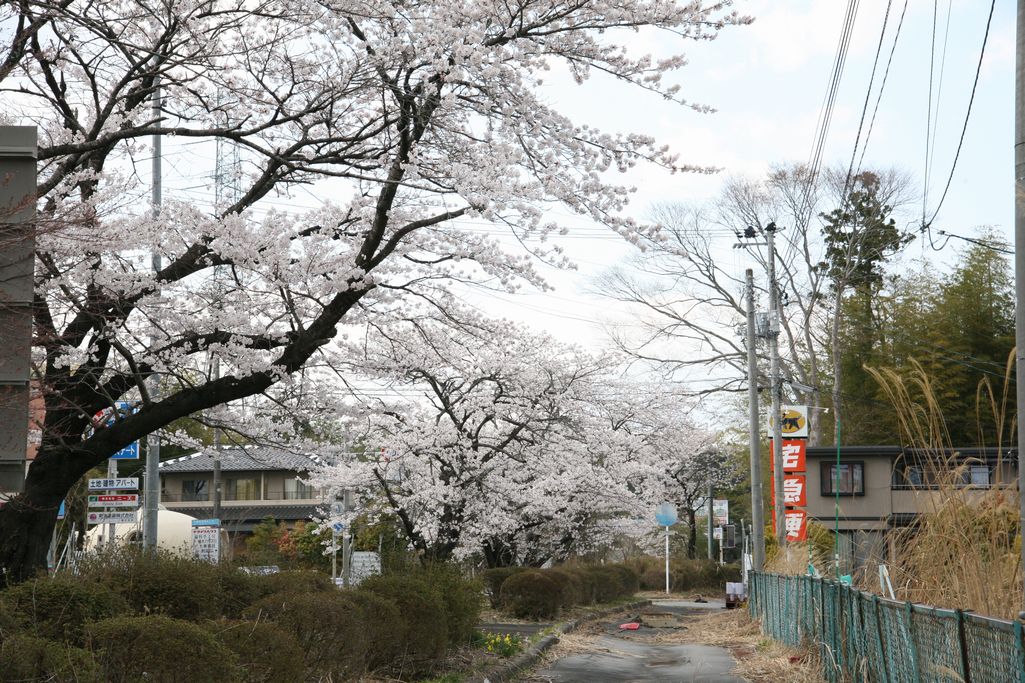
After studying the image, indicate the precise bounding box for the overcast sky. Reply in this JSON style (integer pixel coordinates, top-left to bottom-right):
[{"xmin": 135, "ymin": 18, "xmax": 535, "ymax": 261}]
[
  {"xmin": 470, "ymin": 0, "xmax": 1015, "ymax": 355},
  {"xmin": 159, "ymin": 1, "xmax": 1014, "ymax": 389}
]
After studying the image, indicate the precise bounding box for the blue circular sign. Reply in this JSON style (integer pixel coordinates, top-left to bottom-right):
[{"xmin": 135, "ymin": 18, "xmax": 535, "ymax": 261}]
[{"xmin": 655, "ymin": 502, "xmax": 678, "ymax": 527}]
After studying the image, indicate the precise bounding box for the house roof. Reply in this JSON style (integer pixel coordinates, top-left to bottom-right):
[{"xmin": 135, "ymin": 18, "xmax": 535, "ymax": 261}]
[
  {"xmin": 159, "ymin": 446, "xmax": 322, "ymax": 473},
  {"xmin": 169, "ymin": 504, "xmax": 320, "ymax": 523},
  {"xmin": 805, "ymin": 445, "xmax": 1017, "ymax": 461}
]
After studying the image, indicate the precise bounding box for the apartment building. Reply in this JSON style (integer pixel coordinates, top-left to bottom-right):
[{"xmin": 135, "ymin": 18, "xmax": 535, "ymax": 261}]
[{"xmin": 804, "ymin": 445, "xmax": 1017, "ymax": 569}]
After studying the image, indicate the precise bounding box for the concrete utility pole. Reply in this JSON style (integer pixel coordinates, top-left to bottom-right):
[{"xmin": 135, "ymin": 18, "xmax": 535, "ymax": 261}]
[
  {"xmin": 765, "ymin": 225, "xmax": 786, "ymax": 545},
  {"xmin": 341, "ymin": 488, "xmax": 354, "ymax": 587},
  {"xmin": 0, "ymin": 127, "xmax": 36, "ymax": 494},
  {"xmin": 143, "ymin": 78, "xmax": 162, "ymax": 550},
  {"xmin": 745, "ymin": 269, "xmax": 766, "ymax": 570},
  {"xmin": 706, "ymin": 480, "xmax": 714, "ymax": 560},
  {"xmin": 1015, "ymin": 0, "xmax": 1025, "ymax": 616}
]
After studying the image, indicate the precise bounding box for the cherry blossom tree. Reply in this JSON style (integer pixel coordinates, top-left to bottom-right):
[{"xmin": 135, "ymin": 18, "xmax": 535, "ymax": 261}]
[
  {"xmin": 0, "ymin": 0, "xmax": 748, "ymax": 579},
  {"xmin": 312, "ymin": 315, "xmax": 713, "ymax": 566}
]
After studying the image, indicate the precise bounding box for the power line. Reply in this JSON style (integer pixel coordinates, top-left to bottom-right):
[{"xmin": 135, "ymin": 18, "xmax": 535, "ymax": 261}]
[{"xmin": 923, "ymin": 0, "xmax": 996, "ymax": 228}]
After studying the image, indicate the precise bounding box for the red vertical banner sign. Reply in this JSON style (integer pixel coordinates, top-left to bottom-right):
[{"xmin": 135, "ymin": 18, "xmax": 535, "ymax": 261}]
[{"xmin": 770, "ymin": 438, "xmax": 808, "ymax": 538}]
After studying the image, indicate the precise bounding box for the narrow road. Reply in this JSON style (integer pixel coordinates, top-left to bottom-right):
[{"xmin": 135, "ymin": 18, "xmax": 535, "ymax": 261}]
[{"xmin": 522, "ymin": 599, "xmax": 747, "ymax": 683}]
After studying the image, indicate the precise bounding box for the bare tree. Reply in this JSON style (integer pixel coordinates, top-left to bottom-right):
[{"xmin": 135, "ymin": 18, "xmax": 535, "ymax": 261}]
[{"xmin": 600, "ymin": 164, "xmax": 913, "ymax": 443}]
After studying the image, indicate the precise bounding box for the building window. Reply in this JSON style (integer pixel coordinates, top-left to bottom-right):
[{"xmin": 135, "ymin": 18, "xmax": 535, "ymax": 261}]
[
  {"xmin": 284, "ymin": 478, "xmax": 314, "ymax": 500},
  {"xmin": 967, "ymin": 465, "xmax": 991, "ymax": 488},
  {"xmin": 182, "ymin": 479, "xmax": 209, "ymax": 502},
  {"xmin": 821, "ymin": 462, "xmax": 864, "ymax": 496},
  {"xmin": 226, "ymin": 478, "xmax": 259, "ymax": 501}
]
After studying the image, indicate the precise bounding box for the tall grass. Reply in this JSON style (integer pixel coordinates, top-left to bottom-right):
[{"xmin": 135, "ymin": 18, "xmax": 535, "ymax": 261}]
[{"xmin": 865, "ymin": 359, "xmax": 1022, "ymax": 619}]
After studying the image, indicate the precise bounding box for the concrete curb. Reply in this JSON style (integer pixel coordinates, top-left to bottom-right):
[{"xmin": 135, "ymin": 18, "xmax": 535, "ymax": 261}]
[{"xmin": 473, "ymin": 599, "xmax": 652, "ymax": 683}]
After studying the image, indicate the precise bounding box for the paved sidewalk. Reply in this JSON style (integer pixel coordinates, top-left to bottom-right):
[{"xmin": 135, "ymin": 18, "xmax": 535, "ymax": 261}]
[{"xmin": 524, "ymin": 599, "xmax": 746, "ymax": 683}]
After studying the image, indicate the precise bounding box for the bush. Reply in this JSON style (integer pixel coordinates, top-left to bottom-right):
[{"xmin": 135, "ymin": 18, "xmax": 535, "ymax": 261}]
[
  {"xmin": 359, "ymin": 573, "xmax": 448, "ymax": 669},
  {"xmin": 609, "ymin": 564, "xmax": 640, "ymax": 596},
  {"xmin": 481, "ymin": 567, "xmax": 526, "ymax": 608},
  {"xmin": 249, "ymin": 569, "xmax": 334, "ymax": 598},
  {"xmin": 499, "ymin": 570, "xmax": 562, "ymax": 620},
  {"xmin": 244, "ymin": 588, "xmax": 402, "ymax": 679},
  {"xmin": 579, "ymin": 566, "xmax": 625, "ymax": 603},
  {"xmin": 420, "ymin": 564, "xmax": 483, "ymax": 645},
  {"xmin": 0, "ymin": 577, "xmax": 129, "ymax": 645},
  {"xmin": 204, "ymin": 619, "xmax": 303, "ymax": 683},
  {"xmin": 87, "ymin": 615, "xmax": 238, "ymax": 683},
  {"xmin": 545, "ymin": 568, "xmax": 583, "ymax": 607},
  {"xmin": 0, "ymin": 633, "xmax": 101, "ymax": 683},
  {"xmin": 213, "ymin": 566, "xmax": 264, "ymax": 618},
  {"xmin": 77, "ymin": 548, "xmax": 225, "ymax": 620}
]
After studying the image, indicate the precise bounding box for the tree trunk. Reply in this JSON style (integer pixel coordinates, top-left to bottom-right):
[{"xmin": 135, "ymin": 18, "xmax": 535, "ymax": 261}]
[
  {"xmin": 686, "ymin": 508, "xmax": 697, "ymax": 559},
  {"xmin": 0, "ymin": 446, "xmax": 85, "ymax": 583}
]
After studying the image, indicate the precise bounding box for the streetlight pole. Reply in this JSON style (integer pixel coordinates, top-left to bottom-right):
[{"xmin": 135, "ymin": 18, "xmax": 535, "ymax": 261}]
[{"xmin": 1014, "ymin": 0, "xmax": 1025, "ymax": 617}]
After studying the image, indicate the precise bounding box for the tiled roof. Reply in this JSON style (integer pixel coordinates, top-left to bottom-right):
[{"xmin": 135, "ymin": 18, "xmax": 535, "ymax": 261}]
[{"xmin": 159, "ymin": 446, "xmax": 322, "ymax": 473}]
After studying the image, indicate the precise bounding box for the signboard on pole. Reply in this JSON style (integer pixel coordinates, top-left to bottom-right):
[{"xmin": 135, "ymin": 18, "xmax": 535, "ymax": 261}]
[
  {"xmin": 768, "ymin": 439, "xmax": 807, "ymax": 473},
  {"xmin": 88, "ymin": 494, "xmax": 140, "ymax": 507},
  {"xmin": 88, "ymin": 478, "xmax": 138, "ymax": 491},
  {"xmin": 712, "ymin": 499, "xmax": 729, "ymax": 526},
  {"xmin": 783, "ymin": 509, "xmax": 808, "ymax": 542},
  {"xmin": 782, "ymin": 475, "xmax": 807, "ymax": 507},
  {"xmin": 91, "ymin": 402, "xmax": 140, "ymax": 459},
  {"xmin": 191, "ymin": 519, "xmax": 221, "ymax": 564},
  {"xmin": 87, "ymin": 511, "xmax": 136, "ymax": 525},
  {"xmin": 654, "ymin": 502, "xmax": 678, "ymax": 527},
  {"xmin": 767, "ymin": 405, "xmax": 809, "ymax": 438}
]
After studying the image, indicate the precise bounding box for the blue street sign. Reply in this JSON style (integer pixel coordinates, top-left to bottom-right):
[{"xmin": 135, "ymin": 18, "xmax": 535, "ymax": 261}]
[
  {"xmin": 111, "ymin": 440, "xmax": 140, "ymax": 460},
  {"xmin": 332, "ymin": 522, "xmax": 345, "ymax": 533},
  {"xmin": 655, "ymin": 502, "xmax": 678, "ymax": 527},
  {"xmin": 57, "ymin": 500, "xmax": 66, "ymax": 520},
  {"xmin": 191, "ymin": 519, "xmax": 221, "ymax": 527}
]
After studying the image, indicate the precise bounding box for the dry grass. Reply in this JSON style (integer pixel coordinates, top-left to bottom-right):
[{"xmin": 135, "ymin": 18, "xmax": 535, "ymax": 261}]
[
  {"xmin": 657, "ymin": 609, "xmax": 824, "ymax": 683},
  {"xmin": 866, "ymin": 361, "xmax": 1024, "ymax": 619}
]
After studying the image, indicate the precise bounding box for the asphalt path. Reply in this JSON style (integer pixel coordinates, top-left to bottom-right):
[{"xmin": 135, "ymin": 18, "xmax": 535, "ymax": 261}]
[{"xmin": 523, "ymin": 600, "xmax": 747, "ymax": 683}]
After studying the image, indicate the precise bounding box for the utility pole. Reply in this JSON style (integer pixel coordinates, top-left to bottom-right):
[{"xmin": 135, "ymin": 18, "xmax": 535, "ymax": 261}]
[
  {"xmin": 1015, "ymin": 0, "xmax": 1025, "ymax": 617},
  {"xmin": 765, "ymin": 224, "xmax": 786, "ymax": 545},
  {"xmin": 745, "ymin": 269, "xmax": 766, "ymax": 569},
  {"xmin": 142, "ymin": 77, "xmax": 162, "ymax": 551},
  {"xmin": 706, "ymin": 479, "xmax": 714, "ymax": 560}
]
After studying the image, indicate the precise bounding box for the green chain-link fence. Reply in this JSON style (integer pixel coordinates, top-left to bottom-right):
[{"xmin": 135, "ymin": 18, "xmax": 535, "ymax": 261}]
[{"xmin": 749, "ymin": 571, "xmax": 1025, "ymax": 682}]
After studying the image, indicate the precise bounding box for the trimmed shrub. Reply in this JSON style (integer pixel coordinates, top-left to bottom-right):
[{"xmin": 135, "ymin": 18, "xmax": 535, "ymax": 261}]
[
  {"xmin": 609, "ymin": 564, "xmax": 640, "ymax": 596},
  {"xmin": 481, "ymin": 567, "xmax": 526, "ymax": 608},
  {"xmin": 244, "ymin": 588, "xmax": 402, "ymax": 679},
  {"xmin": 213, "ymin": 566, "xmax": 264, "ymax": 618},
  {"xmin": 359, "ymin": 573, "xmax": 448, "ymax": 669},
  {"xmin": 204, "ymin": 619, "xmax": 303, "ymax": 683},
  {"xmin": 249, "ymin": 569, "xmax": 334, "ymax": 598},
  {"xmin": 77, "ymin": 548, "xmax": 224, "ymax": 620},
  {"xmin": 499, "ymin": 570, "xmax": 561, "ymax": 620},
  {"xmin": 0, "ymin": 634, "xmax": 101, "ymax": 683},
  {"xmin": 580, "ymin": 566, "xmax": 624, "ymax": 603},
  {"xmin": 420, "ymin": 564, "xmax": 483, "ymax": 645},
  {"xmin": 87, "ymin": 615, "xmax": 238, "ymax": 683},
  {"xmin": 545, "ymin": 568, "xmax": 583, "ymax": 607},
  {"xmin": 1, "ymin": 577, "xmax": 129, "ymax": 645}
]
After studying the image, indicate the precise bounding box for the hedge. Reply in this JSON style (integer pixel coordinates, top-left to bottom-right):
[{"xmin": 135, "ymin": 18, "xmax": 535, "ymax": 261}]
[
  {"xmin": 481, "ymin": 566, "xmax": 527, "ymax": 608},
  {"xmin": 87, "ymin": 615, "xmax": 239, "ymax": 683},
  {"xmin": 626, "ymin": 556, "xmax": 742, "ymax": 592},
  {"xmin": 204, "ymin": 619, "xmax": 304, "ymax": 683},
  {"xmin": 0, "ymin": 633, "xmax": 101, "ymax": 683},
  {"xmin": 0, "ymin": 577, "xmax": 129, "ymax": 645},
  {"xmin": 495, "ymin": 563, "xmax": 641, "ymax": 619}
]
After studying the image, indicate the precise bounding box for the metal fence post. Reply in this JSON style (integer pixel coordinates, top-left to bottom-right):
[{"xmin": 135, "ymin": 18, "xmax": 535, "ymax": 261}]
[
  {"xmin": 872, "ymin": 595, "xmax": 889, "ymax": 683},
  {"xmin": 905, "ymin": 601, "xmax": 921, "ymax": 683},
  {"xmin": 1014, "ymin": 620, "xmax": 1025, "ymax": 683},
  {"xmin": 955, "ymin": 609, "xmax": 971, "ymax": 683}
]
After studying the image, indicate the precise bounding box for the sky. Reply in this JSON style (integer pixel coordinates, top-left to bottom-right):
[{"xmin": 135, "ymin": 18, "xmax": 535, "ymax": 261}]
[
  {"xmin": 462, "ymin": 0, "xmax": 1016, "ymax": 359},
  {"xmin": 156, "ymin": 0, "xmax": 1015, "ymax": 396}
]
